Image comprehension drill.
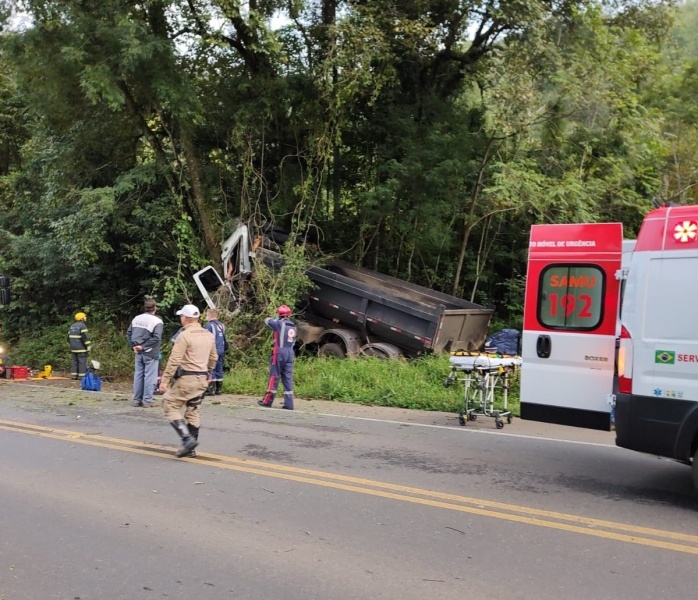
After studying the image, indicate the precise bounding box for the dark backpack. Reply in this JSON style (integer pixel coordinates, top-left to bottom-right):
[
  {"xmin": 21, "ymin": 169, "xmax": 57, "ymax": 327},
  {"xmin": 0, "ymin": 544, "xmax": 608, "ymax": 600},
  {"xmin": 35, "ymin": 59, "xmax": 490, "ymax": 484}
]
[{"xmin": 484, "ymin": 329, "xmax": 520, "ymax": 356}]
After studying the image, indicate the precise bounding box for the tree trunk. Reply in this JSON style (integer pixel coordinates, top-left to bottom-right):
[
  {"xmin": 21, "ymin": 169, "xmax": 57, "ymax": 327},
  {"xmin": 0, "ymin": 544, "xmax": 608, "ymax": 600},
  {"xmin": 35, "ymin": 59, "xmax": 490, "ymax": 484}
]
[
  {"xmin": 180, "ymin": 127, "xmax": 219, "ymax": 262},
  {"xmin": 117, "ymin": 79, "xmax": 177, "ymax": 198},
  {"xmin": 452, "ymin": 138, "xmax": 494, "ymax": 295}
]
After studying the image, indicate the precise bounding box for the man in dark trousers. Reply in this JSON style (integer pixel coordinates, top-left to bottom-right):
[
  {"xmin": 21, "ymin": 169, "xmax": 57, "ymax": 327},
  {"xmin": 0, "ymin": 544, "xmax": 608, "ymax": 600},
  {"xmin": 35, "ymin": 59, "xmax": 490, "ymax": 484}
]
[
  {"xmin": 158, "ymin": 304, "xmax": 218, "ymax": 458},
  {"xmin": 204, "ymin": 307, "xmax": 228, "ymax": 396},
  {"xmin": 68, "ymin": 312, "xmax": 91, "ymax": 380},
  {"xmin": 258, "ymin": 304, "xmax": 297, "ymax": 410},
  {"xmin": 126, "ymin": 298, "xmax": 163, "ymax": 407}
]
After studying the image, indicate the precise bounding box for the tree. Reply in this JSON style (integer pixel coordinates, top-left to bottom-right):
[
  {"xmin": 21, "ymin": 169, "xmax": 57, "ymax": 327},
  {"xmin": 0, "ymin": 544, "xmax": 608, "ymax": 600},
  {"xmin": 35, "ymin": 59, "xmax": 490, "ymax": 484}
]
[{"xmin": 0, "ymin": 0, "xmax": 683, "ymax": 337}]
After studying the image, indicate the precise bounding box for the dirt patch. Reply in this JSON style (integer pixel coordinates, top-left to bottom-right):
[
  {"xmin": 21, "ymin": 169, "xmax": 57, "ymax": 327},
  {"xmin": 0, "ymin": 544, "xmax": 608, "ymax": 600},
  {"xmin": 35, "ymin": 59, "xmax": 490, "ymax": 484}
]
[{"xmin": 1, "ymin": 376, "xmax": 461, "ymax": 426}]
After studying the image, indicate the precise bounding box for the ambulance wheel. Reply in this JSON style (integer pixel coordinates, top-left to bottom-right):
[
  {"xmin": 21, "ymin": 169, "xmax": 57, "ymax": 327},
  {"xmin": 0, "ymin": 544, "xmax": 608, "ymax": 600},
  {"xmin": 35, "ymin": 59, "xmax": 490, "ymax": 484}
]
[
  {"xmin": 468, "ymin": 413, "xmax": 477, "ymax": 421},
  {"xmin": 692, "ymin": 446, "xmax": 698, "ymax": 492},
  {"xmin": 458, "ymin": 414, "xmax": 466, "ymax": 426},
  {"xmin": 496, "ymin": 420, "xmax": 504, "ymax": 429}
]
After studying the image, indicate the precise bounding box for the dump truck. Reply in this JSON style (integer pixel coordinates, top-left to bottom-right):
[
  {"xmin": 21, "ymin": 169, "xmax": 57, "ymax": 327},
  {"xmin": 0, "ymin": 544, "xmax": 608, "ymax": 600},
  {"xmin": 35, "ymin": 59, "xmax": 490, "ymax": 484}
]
[{"xmin": 194, "ymin": 222, "xmax": 492, "ymax": 359}]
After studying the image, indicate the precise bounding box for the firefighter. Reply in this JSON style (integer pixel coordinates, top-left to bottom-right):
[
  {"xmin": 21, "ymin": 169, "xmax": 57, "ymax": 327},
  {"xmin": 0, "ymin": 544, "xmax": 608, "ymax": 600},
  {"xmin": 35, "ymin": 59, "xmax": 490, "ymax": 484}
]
[
  {"xmin": 158, "ymin": 304, "xmax": 218, "ymax": 458},
  {"xmin": 204, "ymin": 308, "xmax": 228, "ymax": 396},
  {"xmin": 68, "ymin": 312, "xmax": 91, "ymax": 380},
  {"xmin": 258, "ymin": 304, "xmax": 297, "ymax": 410}
]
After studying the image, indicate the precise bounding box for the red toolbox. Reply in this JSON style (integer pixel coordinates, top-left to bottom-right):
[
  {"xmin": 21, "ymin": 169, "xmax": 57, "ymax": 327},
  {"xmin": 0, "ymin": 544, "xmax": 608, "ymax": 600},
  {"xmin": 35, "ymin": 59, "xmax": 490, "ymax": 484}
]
[{"xmin": 10, "ymin": 366, "xmax": 30, "ymax": 380}]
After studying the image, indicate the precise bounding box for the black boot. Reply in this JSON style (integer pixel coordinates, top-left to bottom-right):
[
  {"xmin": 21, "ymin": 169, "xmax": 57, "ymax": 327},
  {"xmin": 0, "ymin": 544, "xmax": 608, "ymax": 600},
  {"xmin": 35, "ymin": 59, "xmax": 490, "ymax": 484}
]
[
  {"xmin": 214, "ymin": 381, "xmax": 222, "ymax": 395},
  {"xmin": 185, "ymin": 424, "xmax": 199, "ymax": 458},
  {"xmin": 170, "ymin": 419, "xmax": 198, "ymax": 458},
  {"xmin": 204, "ymin": 383, "xmax": 215, "ymax": 396}
]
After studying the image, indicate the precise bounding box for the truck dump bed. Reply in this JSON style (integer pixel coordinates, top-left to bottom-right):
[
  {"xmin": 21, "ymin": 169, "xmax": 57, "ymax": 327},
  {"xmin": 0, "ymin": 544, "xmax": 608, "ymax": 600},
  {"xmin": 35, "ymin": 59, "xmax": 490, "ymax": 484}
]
[{"xmin": 304, "ymin": 259, "xmax": 492, "ymax": 356}]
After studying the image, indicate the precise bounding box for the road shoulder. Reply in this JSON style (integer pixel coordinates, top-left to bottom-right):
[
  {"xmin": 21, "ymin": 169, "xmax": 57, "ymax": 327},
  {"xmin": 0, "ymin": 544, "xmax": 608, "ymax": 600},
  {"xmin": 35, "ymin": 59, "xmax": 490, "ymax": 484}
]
[{"xmin": 0, "ymin": 378, "xmax": 616, "ymax": 446}]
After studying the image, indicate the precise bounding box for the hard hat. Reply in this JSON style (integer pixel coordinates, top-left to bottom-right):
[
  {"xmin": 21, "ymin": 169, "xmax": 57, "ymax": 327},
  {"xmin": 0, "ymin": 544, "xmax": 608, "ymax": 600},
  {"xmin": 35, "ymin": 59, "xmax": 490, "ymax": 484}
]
[
  {"xmin": 75, "ymin": 312, "xmax": 87, "ymax": 321},
  {"xmin": 276, "ymin": 304, "xmax": 292, "ymax": 317}
]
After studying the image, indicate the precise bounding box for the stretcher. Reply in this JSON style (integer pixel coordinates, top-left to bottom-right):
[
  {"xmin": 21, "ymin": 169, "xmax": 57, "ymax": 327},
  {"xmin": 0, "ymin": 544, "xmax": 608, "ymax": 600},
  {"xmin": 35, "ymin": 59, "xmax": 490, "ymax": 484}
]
[{"xmin": 445, "ymin": 352, "xmax": 522, "ymax": 429}]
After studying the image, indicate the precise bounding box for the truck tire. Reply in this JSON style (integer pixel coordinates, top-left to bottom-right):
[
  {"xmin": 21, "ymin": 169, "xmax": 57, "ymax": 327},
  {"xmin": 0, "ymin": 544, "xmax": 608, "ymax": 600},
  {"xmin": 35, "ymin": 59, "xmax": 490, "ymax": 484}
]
[
  {"xmin": 318, "ymin": 343, "xmax": 346, "ymax": 359},
  {"xmin": 360, "ymin": 343, "xmax": 403, "ymax": 360}
]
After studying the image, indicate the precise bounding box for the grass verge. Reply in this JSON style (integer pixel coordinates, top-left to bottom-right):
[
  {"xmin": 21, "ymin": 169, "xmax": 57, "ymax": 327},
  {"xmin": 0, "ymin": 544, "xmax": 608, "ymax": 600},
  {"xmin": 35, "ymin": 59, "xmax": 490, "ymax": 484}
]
[
  {"xmin": 224, "ymin": 354, "xmax": 521, "ymax": 416},
  {"xmin": 4, "ymin": 326, "xmax": 520, "ymax": 415}
]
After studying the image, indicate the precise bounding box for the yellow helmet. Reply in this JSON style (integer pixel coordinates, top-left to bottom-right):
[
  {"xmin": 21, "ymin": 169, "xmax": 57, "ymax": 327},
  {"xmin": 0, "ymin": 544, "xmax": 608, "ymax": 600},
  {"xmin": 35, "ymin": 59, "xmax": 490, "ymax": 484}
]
[{"xmin": 75, "ymin": 312, "xmax": 87, "ymax": 321}]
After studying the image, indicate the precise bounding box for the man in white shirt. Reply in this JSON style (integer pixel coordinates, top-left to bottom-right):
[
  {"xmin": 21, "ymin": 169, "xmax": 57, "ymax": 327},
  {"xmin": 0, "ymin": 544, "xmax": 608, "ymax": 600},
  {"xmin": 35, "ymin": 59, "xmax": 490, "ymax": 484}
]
[{"xmin": 126, "ymin": 298, "xmax": 163, "ymax": 407}]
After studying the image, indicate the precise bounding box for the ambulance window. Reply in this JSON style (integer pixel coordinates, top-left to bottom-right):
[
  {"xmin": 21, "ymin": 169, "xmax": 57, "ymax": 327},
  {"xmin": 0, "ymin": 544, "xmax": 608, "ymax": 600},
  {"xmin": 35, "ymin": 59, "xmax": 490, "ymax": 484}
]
[
  {"xmin": 538, "ymin": 265, "xmax": 605, "ymax": 330},
  {"xmin": 644, "ymin": 257, "xmax": 698, "ymax": 341}
]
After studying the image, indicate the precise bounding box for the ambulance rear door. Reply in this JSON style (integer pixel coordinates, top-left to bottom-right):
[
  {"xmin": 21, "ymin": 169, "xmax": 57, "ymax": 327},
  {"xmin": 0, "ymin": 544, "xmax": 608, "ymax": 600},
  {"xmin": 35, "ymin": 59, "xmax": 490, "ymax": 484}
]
[
  {"xmin": 616, "ymin": 206, "xmax": 698, "ymax": 459},
  {"xmin": 520, "ymin": 223, "xmax": 623, "ymax": 430}
]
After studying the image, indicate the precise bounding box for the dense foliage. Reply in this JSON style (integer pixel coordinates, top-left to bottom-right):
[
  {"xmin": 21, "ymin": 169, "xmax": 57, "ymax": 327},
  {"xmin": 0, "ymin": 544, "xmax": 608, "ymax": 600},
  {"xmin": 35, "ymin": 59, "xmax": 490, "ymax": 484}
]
[{"xmin": 0, "ymin": 0, "xmax": 696, "ymax": 373}]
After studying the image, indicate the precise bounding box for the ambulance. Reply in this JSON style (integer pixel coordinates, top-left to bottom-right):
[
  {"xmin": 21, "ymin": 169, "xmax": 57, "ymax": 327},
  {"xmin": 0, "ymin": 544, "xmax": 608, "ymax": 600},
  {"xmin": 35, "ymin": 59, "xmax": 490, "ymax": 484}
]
[{"xmin": 520, "ymin": 206, "xmax": 698, "ymax": 490}]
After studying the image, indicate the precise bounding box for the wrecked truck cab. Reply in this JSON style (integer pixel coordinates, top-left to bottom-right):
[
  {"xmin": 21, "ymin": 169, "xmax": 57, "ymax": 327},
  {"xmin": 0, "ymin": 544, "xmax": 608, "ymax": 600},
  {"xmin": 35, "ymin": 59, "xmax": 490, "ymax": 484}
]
[{"xmin": 194, "ymin": 222, "xmax": 493, "ymax": 359}]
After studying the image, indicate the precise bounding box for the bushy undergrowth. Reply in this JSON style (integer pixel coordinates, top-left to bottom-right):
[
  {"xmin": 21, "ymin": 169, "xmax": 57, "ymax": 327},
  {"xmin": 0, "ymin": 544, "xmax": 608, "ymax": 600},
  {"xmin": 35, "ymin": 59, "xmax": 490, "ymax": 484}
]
[
  {"xmin": 4, "ymin": 321, "xmax": 181, "ymax": 380},
  {"xmin": 2, "ymin": 325, "xmax": 73, "ymax": 373},
  {"xmin": 4, "ymin": 324, "xmax": 520, "ymax": 415}
]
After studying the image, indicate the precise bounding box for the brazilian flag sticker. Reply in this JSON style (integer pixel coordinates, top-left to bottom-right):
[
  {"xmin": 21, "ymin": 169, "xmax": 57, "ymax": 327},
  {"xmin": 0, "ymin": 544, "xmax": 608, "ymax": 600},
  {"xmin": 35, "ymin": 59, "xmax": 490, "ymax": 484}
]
[{"xmin": 655, "ymin": 351, "xmax": 675, "ymax": 364}]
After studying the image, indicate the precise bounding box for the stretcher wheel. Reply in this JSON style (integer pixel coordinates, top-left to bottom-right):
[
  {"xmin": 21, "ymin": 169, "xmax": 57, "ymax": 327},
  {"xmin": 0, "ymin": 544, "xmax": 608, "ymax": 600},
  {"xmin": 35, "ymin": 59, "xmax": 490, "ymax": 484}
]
[
  {"xmin": 444, "ymin": 377, "xmax": 453, "ymax": 388},
  {"xmin": 458, "ymin": 414, "xmax": 466, "ymax": 426},
  {"xmin": 468, "ymin": 413, "xmax": 477, "ymax": 421},
  {"xmin": 507, "ymin": 415, "xmax": 512, "ymax": 424},
  {"xmin": 495, "ymin": 420, "xmax": 504, "ymax": 429}
]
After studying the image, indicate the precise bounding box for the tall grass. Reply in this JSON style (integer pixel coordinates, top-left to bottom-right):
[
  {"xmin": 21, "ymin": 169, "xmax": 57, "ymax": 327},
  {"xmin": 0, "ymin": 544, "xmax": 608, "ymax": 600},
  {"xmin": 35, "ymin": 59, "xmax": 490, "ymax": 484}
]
[{"xmin": 225, "ymin": 354, "xmax": 521, "ymax": 415}]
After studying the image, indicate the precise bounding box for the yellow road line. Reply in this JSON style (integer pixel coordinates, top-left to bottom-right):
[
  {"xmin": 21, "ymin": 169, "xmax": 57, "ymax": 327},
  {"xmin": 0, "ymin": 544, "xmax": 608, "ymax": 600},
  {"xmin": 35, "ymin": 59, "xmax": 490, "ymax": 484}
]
[{"xmin": 2, "ymin": 419, "xmax": 697, "ymax": 555}]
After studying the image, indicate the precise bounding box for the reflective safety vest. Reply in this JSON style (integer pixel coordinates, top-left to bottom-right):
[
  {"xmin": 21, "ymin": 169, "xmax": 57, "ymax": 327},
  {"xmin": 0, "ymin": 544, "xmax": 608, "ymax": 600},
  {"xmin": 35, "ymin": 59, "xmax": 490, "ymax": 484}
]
[{"xmin": 68, "ymin": 321, "xmax": 91, "ymax": 353}]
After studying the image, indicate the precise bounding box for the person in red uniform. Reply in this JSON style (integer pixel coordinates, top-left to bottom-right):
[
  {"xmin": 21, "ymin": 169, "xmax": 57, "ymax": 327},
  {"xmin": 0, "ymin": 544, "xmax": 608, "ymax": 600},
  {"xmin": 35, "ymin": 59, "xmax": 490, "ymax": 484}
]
[{"xmin": 258, "ymin": 305, "xmax": 297, "ymax": 410}]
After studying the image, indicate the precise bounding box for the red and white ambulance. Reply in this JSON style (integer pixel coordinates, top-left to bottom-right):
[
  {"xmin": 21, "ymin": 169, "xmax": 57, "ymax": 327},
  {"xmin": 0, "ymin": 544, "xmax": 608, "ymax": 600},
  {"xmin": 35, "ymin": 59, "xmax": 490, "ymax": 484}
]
[
  {"xmin": 521, "ymin": 222, "xmax": 624, "ymax": 430},
  {"xmin": 521, "ymin": 206, "xmax": 698, "ymax": 488}
]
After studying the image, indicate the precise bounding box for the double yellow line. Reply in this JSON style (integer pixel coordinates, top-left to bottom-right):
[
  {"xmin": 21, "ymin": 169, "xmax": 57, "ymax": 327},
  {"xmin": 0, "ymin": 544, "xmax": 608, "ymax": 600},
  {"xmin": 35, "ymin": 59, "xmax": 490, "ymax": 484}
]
[{"xmin": 2, "ymin": 418, "xmax": 697, "ymax": 555}]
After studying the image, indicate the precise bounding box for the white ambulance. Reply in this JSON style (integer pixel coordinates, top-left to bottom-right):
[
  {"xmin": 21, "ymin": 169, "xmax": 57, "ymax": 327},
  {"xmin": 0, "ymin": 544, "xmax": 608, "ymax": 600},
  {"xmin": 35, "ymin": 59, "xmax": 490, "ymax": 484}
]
[{"xmin": 520, "ymin": 206, "xmax": 698, "ymax": 489}]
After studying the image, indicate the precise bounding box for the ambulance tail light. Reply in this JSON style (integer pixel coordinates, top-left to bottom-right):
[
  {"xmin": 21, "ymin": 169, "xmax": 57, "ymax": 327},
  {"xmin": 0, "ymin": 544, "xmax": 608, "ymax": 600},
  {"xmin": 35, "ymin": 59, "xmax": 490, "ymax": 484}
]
[{"xmin": 618, "ymin": 325, "xmax": 633, "ymax": 394}]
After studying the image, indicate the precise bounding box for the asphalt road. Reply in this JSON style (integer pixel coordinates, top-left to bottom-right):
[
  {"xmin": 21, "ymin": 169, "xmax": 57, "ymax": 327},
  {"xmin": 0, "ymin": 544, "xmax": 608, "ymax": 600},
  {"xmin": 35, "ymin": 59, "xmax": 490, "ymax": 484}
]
[{"xmin": 1, "ymin": 380, "xmax": 697, "ymax": 600}]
